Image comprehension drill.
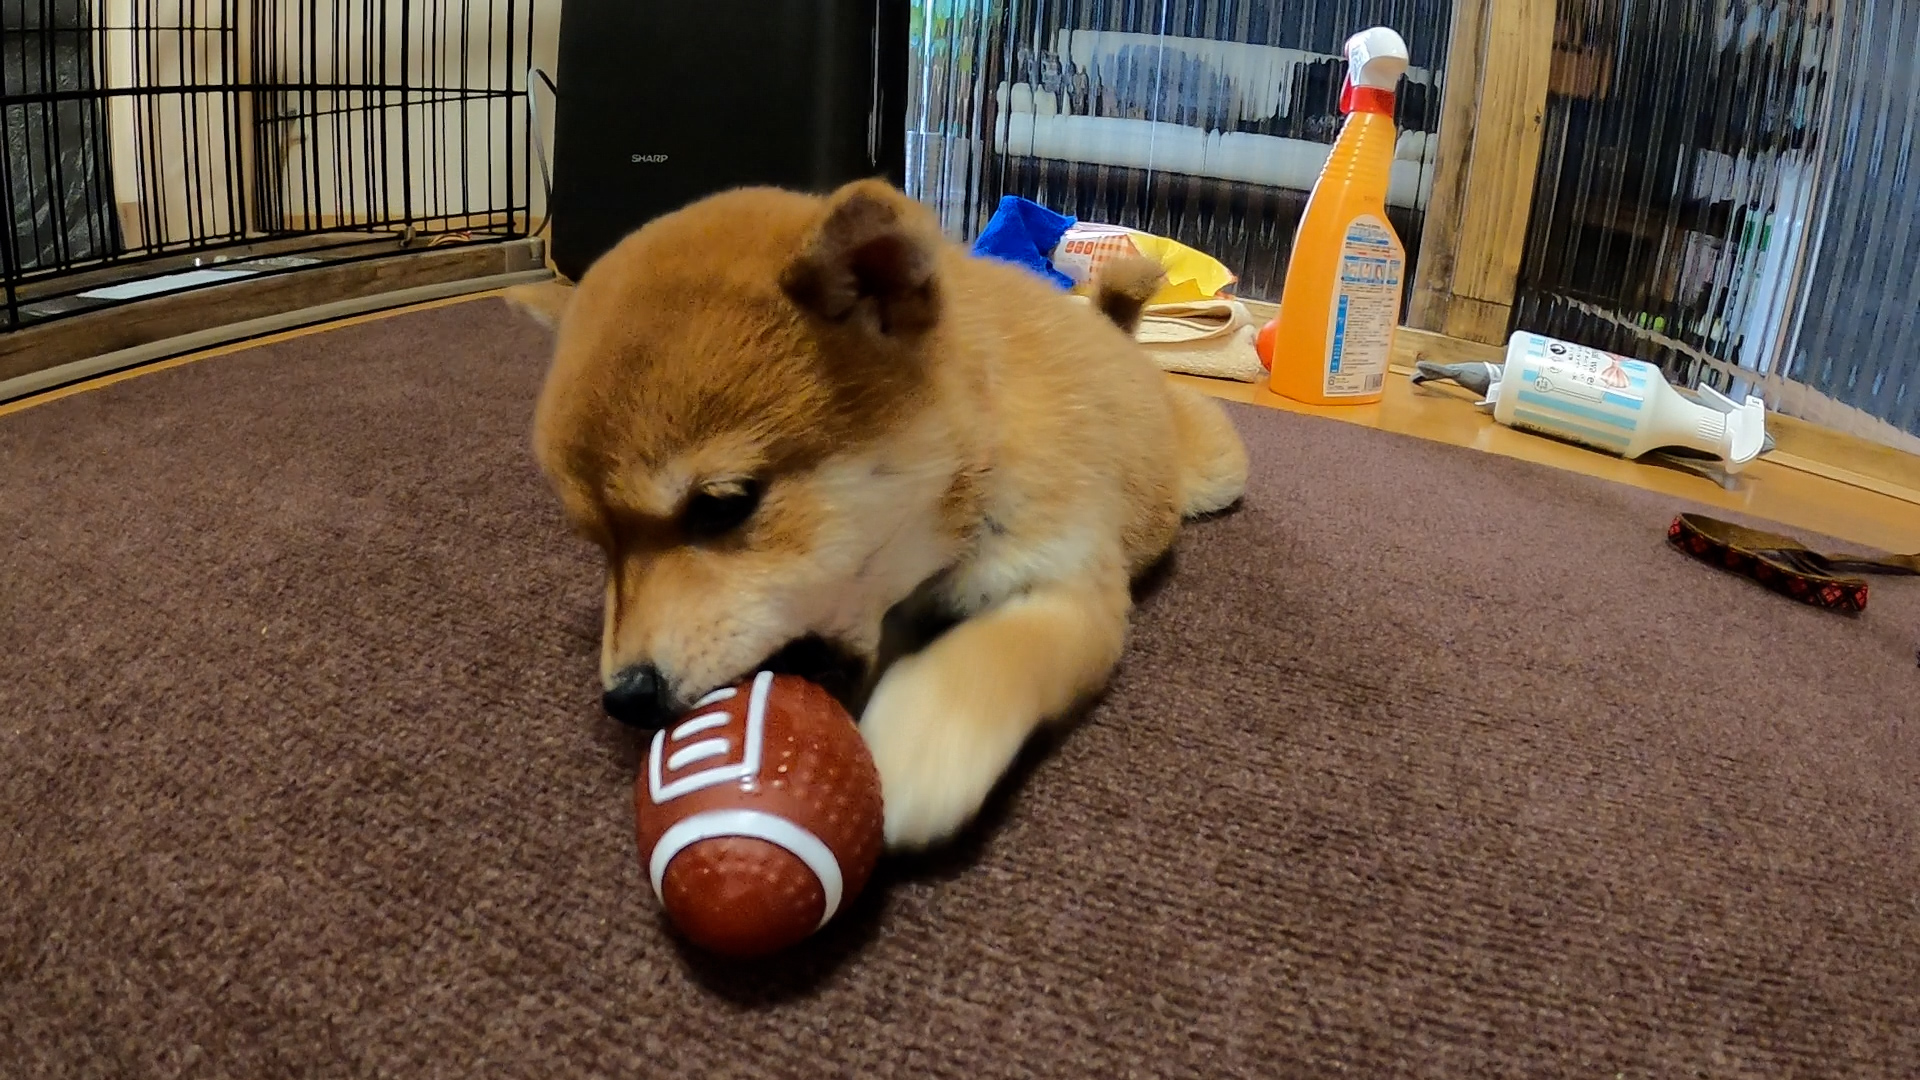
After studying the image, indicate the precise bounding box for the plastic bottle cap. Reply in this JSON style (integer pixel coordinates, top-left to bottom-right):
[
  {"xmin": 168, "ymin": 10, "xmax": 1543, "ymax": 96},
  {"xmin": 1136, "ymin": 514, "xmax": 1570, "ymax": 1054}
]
[{"xmin": 1345, "ymin": 27, "xmax": 1410, "ymax": 90}]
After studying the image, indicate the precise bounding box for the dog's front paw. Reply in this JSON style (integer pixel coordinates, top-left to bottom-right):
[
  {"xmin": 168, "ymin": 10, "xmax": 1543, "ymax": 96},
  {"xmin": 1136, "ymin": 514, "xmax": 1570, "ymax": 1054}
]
[{"xmin": 859, "ymin": 652, "xmax": 1029, "ymax": 852}]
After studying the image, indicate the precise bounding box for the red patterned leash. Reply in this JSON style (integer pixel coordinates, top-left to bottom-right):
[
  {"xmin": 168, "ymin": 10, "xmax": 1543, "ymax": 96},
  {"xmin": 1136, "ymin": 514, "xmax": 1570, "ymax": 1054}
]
[{"xmin": 1667, "ymin": 513, "xmax": 1919, "ymax": 613}]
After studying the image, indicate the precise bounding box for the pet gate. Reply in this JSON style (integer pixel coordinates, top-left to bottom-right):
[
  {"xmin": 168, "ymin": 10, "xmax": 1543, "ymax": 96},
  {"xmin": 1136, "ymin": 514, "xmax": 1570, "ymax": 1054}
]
[{"xmin": 1, "ymin": 0, "xmax": 544, "ymax": 396}]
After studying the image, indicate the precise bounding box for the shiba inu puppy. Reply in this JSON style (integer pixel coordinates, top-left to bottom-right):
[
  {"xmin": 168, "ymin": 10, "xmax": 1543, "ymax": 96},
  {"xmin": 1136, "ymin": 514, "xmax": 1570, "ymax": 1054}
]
[{"xmin": 520, "ymin": 179, "xmax": 1246, "ymax": 850}]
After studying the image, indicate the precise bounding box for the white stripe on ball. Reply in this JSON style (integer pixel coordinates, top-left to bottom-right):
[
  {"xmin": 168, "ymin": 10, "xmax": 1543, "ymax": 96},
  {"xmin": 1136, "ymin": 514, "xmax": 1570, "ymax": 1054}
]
[{"xmin": 646, "ymin": 808, "xmax": 845, "ymax": 930}]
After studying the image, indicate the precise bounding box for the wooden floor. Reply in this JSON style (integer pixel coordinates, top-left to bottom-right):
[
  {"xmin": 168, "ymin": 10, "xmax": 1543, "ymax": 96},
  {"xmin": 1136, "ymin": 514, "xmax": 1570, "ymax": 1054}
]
[
  {"xmin": 1182, "ymin": 370, "xmax": 1920, "ymax": 554},
  {"xmin": 6, "ymin": 290, "xmax": 1917, "ymax": 554}
]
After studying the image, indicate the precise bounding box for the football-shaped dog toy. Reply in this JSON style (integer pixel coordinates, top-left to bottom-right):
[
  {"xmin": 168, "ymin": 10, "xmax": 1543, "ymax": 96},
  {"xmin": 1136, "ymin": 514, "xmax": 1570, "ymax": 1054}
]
[{"xmin": 635, "ymin": 671, "xmax": 884, "ymax": 957}]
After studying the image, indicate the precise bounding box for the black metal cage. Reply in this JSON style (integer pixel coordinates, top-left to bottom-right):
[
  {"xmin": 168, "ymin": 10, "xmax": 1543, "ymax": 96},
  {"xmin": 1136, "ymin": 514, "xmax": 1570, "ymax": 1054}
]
[{"xmin": 0, "ymin": 0, "xmax": 537, "ymax": 332}]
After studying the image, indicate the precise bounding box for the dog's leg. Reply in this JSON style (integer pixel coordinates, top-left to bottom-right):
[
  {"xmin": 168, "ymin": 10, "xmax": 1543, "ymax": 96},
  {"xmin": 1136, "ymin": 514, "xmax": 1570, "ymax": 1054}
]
[
  {"xmin": 859, "ymin": 567, "xmax": 1131, "ymax": 851},
  {"xmin": 1165, "ymin": 380, "xmax": 1249, "ymax": 516}
]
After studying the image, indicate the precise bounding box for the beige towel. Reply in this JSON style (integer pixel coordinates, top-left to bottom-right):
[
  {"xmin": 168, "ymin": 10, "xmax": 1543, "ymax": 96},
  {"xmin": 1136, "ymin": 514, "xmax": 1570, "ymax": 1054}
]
[{"xmin": 1132, "ymin": 299, "xmax": 1266, "ymax": 382}]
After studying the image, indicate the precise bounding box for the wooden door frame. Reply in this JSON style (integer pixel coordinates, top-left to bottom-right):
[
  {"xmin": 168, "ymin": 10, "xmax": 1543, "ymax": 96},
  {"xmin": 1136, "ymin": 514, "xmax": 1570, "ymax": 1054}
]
[{"xmin": 1406, "ymin": 0, "xmax": 1557, "ymax": 345}]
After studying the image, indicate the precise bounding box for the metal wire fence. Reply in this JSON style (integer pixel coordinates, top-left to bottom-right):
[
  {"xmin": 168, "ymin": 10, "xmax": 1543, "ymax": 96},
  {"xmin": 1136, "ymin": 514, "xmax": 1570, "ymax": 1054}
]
[{"xmin": 0, "ymin": 0, "xmax": 537, "ymax": 331}]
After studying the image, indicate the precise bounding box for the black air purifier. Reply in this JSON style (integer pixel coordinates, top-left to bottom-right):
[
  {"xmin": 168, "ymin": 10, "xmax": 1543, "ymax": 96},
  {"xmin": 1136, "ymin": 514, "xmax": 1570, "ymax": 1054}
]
[{"xmin": 548, "ymin": 0, "xmax": 908, "ymax": 281}]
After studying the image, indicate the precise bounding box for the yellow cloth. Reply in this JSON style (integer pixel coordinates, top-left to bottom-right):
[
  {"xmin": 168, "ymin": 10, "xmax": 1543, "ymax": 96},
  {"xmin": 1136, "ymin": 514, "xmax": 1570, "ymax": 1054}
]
[{"xmin": 1128, "ymin": 233, "xmax": 1238, "ymax": 305}]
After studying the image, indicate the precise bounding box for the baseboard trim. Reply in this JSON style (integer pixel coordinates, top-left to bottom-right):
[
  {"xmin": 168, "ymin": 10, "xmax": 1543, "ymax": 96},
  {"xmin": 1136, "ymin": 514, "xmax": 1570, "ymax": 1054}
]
[{"xmin": 0, "ymin": 268, "xmax": 553, "ymax": 404}]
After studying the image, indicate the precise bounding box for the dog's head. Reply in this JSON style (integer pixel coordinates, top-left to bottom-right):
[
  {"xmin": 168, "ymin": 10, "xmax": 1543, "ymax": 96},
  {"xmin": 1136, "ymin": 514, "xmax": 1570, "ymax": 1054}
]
[{"xmin": 530, "ymin": 180, "xmax": 970, "ymax": 727}]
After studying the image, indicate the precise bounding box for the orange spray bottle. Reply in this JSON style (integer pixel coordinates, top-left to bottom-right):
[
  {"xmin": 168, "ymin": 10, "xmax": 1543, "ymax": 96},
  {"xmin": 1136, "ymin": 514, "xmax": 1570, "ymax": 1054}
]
[{"xmin": 1256, "ymin": 27, "xmax": 1410, "ymax": 405}]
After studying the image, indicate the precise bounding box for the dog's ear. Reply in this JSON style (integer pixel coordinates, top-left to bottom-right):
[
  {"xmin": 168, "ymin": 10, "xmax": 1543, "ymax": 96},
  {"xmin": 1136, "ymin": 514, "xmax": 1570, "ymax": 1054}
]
[{"xmin": 780, "ymin": 180, "xmax": 941, "ymax": 337}]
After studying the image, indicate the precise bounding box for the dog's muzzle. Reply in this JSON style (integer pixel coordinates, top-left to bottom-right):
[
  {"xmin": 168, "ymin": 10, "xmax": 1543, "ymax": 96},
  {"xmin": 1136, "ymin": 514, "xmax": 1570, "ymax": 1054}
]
[
  {"xmin": 601, "ymin": 638, "xmax": 871, "ymax": 730},
  {"xmin": 760, "ymin": 636, "xmax": 869, "ymax": 713},
  {"xmin": 602, "ymin": 664, "xmax": 670, "ymax": 728}
]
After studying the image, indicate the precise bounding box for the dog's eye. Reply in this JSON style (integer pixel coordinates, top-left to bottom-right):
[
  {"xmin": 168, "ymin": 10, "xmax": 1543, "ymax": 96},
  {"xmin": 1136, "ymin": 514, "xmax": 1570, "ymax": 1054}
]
[{"xmin": 682, "ymin": 480, "xmax": 762, "ymax": 540}]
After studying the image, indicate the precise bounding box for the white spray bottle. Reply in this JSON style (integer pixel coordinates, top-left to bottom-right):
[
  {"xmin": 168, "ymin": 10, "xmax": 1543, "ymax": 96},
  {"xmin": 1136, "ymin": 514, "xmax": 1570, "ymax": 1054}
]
[{"xmin": 1473, "ymin": 332, "xmax": 1768, "ymax": 471}]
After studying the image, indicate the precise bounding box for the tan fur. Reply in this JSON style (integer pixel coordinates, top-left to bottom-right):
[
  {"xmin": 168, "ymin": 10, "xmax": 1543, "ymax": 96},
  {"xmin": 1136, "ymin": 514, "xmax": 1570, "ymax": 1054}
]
[
  {"xmin": 503, "ymin": 279, "xmax": 573, "ymax": 329},
  {"xmin": 530, "ymin": 179, "xmax": 1248, "ymax": 850}
]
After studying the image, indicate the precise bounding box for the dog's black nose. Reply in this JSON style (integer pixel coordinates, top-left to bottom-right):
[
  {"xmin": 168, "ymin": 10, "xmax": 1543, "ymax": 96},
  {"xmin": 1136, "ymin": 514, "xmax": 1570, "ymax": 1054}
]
[{"xmin": 602, "ymin": 664, "xmax": 670, "ymax": 728}]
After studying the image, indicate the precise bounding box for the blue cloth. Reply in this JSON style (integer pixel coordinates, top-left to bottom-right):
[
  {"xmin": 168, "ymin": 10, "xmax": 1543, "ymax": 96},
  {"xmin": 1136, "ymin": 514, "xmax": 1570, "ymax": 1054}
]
[{"xmin": 970, "ymin": 195, "xmax": 1076, "ymax": 289}]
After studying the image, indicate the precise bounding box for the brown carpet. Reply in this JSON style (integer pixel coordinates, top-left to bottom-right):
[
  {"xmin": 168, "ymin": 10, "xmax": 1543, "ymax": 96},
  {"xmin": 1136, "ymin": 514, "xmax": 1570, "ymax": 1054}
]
[{"xmin": 3, "ymin": 299, "xmax": 1917, "ymax": 1078}]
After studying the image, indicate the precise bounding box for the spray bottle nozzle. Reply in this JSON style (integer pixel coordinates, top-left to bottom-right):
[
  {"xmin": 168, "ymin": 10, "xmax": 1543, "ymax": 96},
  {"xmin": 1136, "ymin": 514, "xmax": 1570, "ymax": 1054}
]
[
  {"xmin": 1345, "ymin": 28, "xmax": 1411, "ymax": 88},
  {"xmin": 1411, "ymin": 359, "xmax": 1502, "ymax": 400},
  {"xmin": 1341, "ymin": 27, "xmax": 1410, "ymax": 114}
]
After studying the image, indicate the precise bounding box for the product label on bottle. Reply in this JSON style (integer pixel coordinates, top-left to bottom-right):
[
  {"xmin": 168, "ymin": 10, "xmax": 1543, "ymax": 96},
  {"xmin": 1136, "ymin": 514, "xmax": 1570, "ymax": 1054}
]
[
  {"xmin": 1324, "ymin": 216, "xmax": 1404, "ymax": 396},
  {"xmin": 1050, "ymin": 224, "xmax": 1141, "ymax": 288},
  {"xmin": 1506, "ymin": 333, "xmax": 1654, "ymax": 454}
]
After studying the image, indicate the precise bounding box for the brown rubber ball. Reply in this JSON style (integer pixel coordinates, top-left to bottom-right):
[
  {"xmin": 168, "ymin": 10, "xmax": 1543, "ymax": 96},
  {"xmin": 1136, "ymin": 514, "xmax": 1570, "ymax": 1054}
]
[{"xmin": 635, "ymin": 671, "xmax": 884, "ymax": 958}]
